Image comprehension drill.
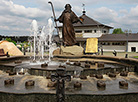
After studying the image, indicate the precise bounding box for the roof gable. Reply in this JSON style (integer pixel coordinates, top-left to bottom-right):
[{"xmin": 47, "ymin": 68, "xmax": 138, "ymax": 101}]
[{"xmin": 73, "ymin": 14, "xmax": 113, "ymax": 28}]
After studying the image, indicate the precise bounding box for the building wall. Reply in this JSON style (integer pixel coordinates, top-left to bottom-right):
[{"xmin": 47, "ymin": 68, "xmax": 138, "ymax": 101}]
[
  {"xmin": 102, "ymin": 46, "xmax": 126, "ymax": 52},
  {"xmin": 75, "ymin": 27, "xmax": 103, "ymax": 38},
  {"xmin": 58, "ymin": 26, "xmax": 110, "ymax": 39},
  {"xmin": 97, "ymin": 41, "xmax": 138, "ymax": 52},
  {"xmin": 128, "ymin": 42, "xmax": 138, "ymax": 52},
  {"xmin": 99, "ymin": 41, "xmax": 126, "ymax": 52}
]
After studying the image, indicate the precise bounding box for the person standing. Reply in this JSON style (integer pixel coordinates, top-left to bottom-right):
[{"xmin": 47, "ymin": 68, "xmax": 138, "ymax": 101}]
[
  {"xmin": 101, "ymin": 47, "xmax": 103, "ymax": 55},
  {"xmin": 113, "ymin": 50, "xmax": 117, "ymax": 56}
]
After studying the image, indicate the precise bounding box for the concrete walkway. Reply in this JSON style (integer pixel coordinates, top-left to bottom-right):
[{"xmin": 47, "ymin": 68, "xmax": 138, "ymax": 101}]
[
  {"xmin": 25, "ymin": 52, "xmax": 138, "ymax": 58},
  {"xmin": 101, "ymin": 52, "xmax": 138, "ymax": 58}
]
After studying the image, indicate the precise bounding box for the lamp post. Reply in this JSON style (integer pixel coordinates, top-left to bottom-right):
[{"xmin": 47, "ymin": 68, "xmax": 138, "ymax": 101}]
[
  {"xmin": 51, "ymin": 68, "xmax": 71, "ymax": 102},
  {"xmin": 126, "ymin": 32, "xmax": 128, "ymax": 52},
  {"xmin": 124, "ymin": 30, "xmax": 128, "ymax": 52},
  {"xmin": 125, "ymin": 29, "xmax": 132, "ymax": 52}
]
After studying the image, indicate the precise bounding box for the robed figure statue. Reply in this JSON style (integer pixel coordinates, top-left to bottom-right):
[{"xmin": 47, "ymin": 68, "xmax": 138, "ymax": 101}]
[{"xmin": 56, "ymin": 4, "xmax": 82, "ymax": 46}]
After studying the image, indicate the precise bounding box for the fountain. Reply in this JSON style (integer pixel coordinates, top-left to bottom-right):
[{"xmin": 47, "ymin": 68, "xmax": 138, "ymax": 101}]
[
  {"xmin": 30, "ymin": 17, "xmax": 56, "ymax": 64},
  {"xmin": 0, "ymin": 51, "xmax": 138, "ymax": 102},
  {"xmin": 0, "ymin": 3, "xmax": 138, "ymax": 102},
  {"xmin": 31, "ymin": 20, "xmax": 38, "ymax": 61},
  {"xmin": 40, "ymin": 26, "xmax": 46, "ymax": 60}
]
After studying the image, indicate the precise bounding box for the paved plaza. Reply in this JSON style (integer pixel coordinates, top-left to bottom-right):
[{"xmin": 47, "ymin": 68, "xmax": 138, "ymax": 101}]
[{"xmin": 25, "ymin": 52, "xmax": 138, "ymax": 59}]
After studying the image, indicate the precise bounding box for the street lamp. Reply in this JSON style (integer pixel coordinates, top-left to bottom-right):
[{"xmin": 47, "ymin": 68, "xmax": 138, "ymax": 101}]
[
  {"xmin": 124, "ymin": 30, "xmax": 128, "ymax": 52},
  {"xmin": 124, "ymin": 29, "xmax": 132, "ymax": 57}
]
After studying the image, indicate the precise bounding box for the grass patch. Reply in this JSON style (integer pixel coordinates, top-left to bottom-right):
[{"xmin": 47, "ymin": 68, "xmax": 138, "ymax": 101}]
[{"xmin": 133, "ymin": 56, "xmax": 138, "ymax": 58}]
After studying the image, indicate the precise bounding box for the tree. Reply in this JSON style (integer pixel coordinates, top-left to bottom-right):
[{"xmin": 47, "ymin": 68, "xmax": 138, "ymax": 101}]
[
  {"xmin": 5, "ymin": 37, "xmax": 17, "ymax": 45},
  {"xmin": 5, "ymin": 38, "xmax": 12, "ymax": 42},
  {"xmin": 112, "ymin": 28, "xmax": 124, "ymax": 34}
]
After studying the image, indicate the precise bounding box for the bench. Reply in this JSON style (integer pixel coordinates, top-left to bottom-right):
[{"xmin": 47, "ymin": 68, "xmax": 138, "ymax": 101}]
[{"xmin": 0, "ymin": 49, "xmax": 9, "ymax": 57}]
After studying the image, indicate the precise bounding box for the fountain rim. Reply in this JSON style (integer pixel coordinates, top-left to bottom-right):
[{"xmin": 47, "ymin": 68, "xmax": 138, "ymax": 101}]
[{"xmin": 0, "ymin": 90, "xmax": 138, "ymax": 96}]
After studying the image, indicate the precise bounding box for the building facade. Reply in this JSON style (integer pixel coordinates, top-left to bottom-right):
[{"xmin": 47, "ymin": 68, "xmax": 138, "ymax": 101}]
[{"xmin": 99, "ymin": 34, "xmax": 138, "ymax": 52}]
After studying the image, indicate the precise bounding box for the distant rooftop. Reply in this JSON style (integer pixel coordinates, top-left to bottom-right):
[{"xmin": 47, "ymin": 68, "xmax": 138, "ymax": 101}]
[
  {"xmin": 75, "ymin": 33, "xmax": 138, "ymax": 42},
  {"xmin": 99, "ymin": 34, "xmax": 138, "ymax": 42},
  {"xmin": 73, "ymin": 14, "xmax": 113, "ymax": 29}
]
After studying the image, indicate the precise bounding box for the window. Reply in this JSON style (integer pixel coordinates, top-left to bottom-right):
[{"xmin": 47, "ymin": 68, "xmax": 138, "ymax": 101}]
[
  {"xmin": 102, "ymin": 30, "xmax": 107, "ymax": 33},
  {"xmin": 75, "ymin": 30, "xmax": 82, "ymax": 33},
  {"xmin": 121, "ymin": 42, "xmax": 125, "ymax": 45},
  {"xmin": 84, "ymin": 30, "xmax": 92, "ymax": 33},
  {"xmin": 100, "ymin": 42, "xmax": 110, "ymax": 45},
  {"xmin": 112, "ymin": 42, "xmax": 125, "ymax": 46},
  {"xmin": 94, "ymin": 30, "xmax": 97, "ymax": 33},
  {"xmin": 131, "ymin": 47, "xmax": 136, "ymax": 52}
]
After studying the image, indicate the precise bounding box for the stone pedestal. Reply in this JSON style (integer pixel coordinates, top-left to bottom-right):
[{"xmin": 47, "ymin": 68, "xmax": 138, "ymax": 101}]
[{"xmin": 53, "ymin": 45, "xmax": 84, "ymax": 55}]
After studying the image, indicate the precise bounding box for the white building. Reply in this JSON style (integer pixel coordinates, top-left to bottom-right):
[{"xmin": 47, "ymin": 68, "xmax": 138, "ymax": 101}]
[{"xmin": 99, "ymin": 34, "xmax": 138, "ymax": 52}]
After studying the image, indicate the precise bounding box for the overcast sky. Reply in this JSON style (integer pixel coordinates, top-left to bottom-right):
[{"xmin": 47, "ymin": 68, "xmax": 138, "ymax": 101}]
[{"xmin": 0, "ymin": 0, "xmax": 138, "ymax": 36}]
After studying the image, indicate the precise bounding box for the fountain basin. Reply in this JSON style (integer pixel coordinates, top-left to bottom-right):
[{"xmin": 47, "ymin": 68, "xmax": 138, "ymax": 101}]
[{"xmin": 0, "ymin": 56, "xmax": 138, "ymax": 102}]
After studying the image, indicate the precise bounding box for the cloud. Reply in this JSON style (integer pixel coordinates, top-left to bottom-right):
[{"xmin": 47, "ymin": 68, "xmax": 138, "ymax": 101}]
[
  {"xmin": 118, "ymin": 0, "xmax": 138, "ymax": 4},
  {"xmin": 83, "ymin": 0, "xmax": 138, "ymax": 5},
  {"xmin": 92, "ymin": 7, "xmax": 118, "ymax": 24},
  {"xmin": 88, "ymin": 5, "xmax": 138, "ymax": 33},
  {"xmin": 0, "ymin": 0, "xmax": 51, "ymax": 36},
  {"xmin": 0, "ymin": 14, "xmax": 31, "ymax": 35},
  {"xmin": 1, "ymin": 0, "xmax": 138, "ymax": 36},
  {"xmin": 130, "ymin": 5, "xmax": 138, "ymax": 17},
  {"xmin": 119, "ymin": 9, "xmax": 128, "ymax": 15},
  {"xmin": 115, "ymin": 5, "xmax": 138, "ymax": 32},
  {"xmin": 0, "ymin": 0, "xmax": 48, "ymax": 18},
  {"xmin": 37, "ymin": 0, "xmax": 70, "ymax": 10},
  {"xmin": 0, "ymin": 25, "xmax": 10, "ymax": 30}
]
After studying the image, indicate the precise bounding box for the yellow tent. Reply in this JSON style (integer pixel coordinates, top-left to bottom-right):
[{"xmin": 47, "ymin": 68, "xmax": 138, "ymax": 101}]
[{"xmin": 0, "ymin": 40, "xmax": 23, "ymax": 56}]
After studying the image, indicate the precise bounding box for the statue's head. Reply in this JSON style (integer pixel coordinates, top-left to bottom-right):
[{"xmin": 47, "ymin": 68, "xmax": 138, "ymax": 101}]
[{"xmin": 65, "ymin": 4, "xmax": 72, "ymax": 9}]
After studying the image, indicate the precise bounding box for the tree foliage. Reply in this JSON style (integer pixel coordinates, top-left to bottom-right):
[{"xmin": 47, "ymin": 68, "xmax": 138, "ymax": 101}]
[
  {"xmin": 5, "ymin": 38, "xmax": 16, "ymax": 45},
  {"xmin": 112, "ymin": 28, "xmax": 124, "ymax": 34},
  {"xmin": 5, "ymin": 38, "xmax": 12, "ymax": 42},
  {"xmin": 22, "ymin": 41, "xmax": 30, "ymax": 48}
]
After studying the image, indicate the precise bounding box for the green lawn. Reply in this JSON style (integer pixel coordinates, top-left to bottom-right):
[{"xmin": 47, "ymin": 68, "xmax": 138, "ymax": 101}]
[{"xmin": 133, "ymin": 56, "xmax": 138, "ymax": 58}]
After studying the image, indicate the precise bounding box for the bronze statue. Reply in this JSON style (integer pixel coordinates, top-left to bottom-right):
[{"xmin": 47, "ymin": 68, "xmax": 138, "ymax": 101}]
[{"xmin": 55, "ymin": 4, "xmax": 82, "ymax": 46}]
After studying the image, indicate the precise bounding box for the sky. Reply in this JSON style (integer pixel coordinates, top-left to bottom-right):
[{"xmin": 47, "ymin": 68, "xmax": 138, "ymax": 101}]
[{"xmin": 0, "ymin": 0, "xmax": 138, "ymax": 36}]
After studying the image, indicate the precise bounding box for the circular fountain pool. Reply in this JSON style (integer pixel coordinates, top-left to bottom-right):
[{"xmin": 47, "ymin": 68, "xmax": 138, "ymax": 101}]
[{"xmin": 0, "ymin": 57, "xmax": 138, "ymax": 102}]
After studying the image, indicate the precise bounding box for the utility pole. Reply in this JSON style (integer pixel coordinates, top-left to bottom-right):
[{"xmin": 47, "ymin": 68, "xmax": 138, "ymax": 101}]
[{"xmin": 124, "ymin": 30, "xmax": 128, "ymax": 52}]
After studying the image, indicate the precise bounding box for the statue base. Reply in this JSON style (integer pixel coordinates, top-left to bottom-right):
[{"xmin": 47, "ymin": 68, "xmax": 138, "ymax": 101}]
[{"xmin": 53, "ymin": 45, "xmax": 84, "ymax": 55}]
